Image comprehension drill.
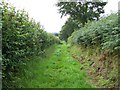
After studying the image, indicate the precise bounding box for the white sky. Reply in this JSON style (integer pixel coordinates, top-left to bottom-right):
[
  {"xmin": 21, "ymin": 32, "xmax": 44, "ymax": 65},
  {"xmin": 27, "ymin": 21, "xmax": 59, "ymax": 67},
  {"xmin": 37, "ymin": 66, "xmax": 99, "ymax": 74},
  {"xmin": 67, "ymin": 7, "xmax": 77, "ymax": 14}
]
[{"xmin": 4, "ymin": 0, "xmax": 120, "ymax": 33}]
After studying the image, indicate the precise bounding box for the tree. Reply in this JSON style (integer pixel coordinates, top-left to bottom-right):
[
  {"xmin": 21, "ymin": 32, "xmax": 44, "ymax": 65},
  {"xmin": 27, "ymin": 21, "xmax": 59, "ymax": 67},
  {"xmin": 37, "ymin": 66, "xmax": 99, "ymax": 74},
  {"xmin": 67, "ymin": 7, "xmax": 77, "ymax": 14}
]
[
  {"xmin": 59, "ymin": 17, "xmax": 79, "ymax": 41},
  {"xmin": 53, "ymin": 32, "xmax": 59, "ymax": 36},
  {"xmin": 56, "ymin": 1, "xmax": 107, "ymax": 26}
]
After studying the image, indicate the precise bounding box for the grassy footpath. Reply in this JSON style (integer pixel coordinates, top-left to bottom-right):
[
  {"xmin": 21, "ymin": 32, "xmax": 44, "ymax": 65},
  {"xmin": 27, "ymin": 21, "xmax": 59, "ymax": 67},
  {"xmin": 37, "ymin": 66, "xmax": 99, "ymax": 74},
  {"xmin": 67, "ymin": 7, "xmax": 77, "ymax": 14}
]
[{"xmin": 12, "ymin": 44, "xmax": 93, "ymax": 88}]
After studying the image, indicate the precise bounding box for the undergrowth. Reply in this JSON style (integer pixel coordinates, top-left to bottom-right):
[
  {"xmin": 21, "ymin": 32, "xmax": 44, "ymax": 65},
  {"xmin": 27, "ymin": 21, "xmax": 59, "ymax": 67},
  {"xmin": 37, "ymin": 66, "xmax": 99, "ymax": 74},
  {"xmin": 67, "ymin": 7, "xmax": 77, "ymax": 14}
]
[
  {"xmin": 6, "ymin": 44, "xmax": 93, "ymax": 88},
  {"xmin": 69, "ymin": 44, "xmax": 119, "ymax": 88}
]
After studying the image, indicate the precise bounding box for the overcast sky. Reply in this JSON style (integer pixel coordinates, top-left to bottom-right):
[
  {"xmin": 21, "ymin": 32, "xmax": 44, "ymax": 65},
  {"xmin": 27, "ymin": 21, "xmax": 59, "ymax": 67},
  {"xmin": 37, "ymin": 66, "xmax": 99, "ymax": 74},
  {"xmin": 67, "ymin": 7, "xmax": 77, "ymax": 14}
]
[{"xmin": 4, "ymin": 0, "xmax": 119, "ymax": 33}]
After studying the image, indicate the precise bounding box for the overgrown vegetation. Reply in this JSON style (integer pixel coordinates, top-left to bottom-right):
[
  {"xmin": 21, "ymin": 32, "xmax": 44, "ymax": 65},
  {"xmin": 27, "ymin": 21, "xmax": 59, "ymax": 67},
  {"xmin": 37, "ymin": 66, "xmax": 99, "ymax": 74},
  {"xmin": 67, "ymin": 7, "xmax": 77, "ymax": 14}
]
[
  {"xmin": 57, "ymin": 1, "xmax": 107, "ymax": 42},
  {"xmin": 57, "ymin": 1, "xmax": 119, "ymax": 88},
  {"xmin": 1, "ymin": 0, "xmax": 119, "ymax": 88},
  {"xmin": 59, "ymin": 17, "xmax": 79, "ymax": 42},
  {"xmin": 69, "ymin": 45, "xmax": 119, "ymax": 88},
  {"xmin": 9, "ymin": 44, "xmax": 93, "ymax": 88},
  {"xmin": 68, "ymin": 13, "xmax": 119, "ymax": 54},
  {"xmin": 1, "ymin": 1, "xmax": 60, "ymax": 87},
  {"xmin": 68, "ymin": 13, "xmax": 119, "ymax": 88}
]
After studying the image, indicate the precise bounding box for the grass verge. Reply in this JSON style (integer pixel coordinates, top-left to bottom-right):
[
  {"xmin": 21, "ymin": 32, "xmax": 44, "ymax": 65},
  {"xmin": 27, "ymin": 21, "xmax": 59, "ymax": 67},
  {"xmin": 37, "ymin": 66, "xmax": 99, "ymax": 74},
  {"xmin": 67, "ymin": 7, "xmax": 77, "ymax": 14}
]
[{"xmin": 68, "ymin": 44, "xmax": 119, "ymax": 88}]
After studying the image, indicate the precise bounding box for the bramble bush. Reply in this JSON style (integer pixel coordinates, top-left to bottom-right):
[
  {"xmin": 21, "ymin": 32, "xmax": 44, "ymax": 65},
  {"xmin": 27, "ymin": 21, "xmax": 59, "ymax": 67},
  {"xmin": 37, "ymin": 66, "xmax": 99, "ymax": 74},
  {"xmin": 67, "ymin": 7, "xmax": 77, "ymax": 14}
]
[
  {"xmin": 68, "ymin": 13, "xmax": 119, "ymax": 54},
  {"xmin": 1, "ymin": 1, "xmax": 60, "ymax": 86}
]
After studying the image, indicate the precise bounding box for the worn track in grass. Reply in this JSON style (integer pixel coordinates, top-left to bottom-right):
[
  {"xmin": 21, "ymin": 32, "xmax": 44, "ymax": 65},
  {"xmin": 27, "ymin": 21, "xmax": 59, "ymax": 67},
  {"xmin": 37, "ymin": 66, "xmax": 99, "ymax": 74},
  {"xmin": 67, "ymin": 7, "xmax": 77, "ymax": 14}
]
[{"xmin": 13, "ymin": 44, "xmax": 93, "ymax": 88}]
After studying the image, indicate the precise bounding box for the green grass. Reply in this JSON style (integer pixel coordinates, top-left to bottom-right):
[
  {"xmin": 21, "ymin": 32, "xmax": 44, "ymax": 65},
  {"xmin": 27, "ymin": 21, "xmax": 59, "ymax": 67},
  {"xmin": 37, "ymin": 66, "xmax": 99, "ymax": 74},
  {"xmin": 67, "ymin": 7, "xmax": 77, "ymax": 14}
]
[
  {"xmin": 68, "ymin": 45, "xmax": 119, "ymax": 88},
  {"xmin": 12, "ymin": 44, "xmax": 93, "ymax": 88}
]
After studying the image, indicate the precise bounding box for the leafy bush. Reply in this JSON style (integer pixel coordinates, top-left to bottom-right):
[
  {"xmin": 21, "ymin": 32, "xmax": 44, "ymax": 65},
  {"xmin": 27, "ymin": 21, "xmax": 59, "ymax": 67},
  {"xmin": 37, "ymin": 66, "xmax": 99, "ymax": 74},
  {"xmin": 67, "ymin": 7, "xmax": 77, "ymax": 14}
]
[
  {"xmin": 1, "ymin": 1, "xmax": 60, "ymax": 86},
  {"xmin": 68, "ymin": 13, "xmax": 119, "ymax": 53}
]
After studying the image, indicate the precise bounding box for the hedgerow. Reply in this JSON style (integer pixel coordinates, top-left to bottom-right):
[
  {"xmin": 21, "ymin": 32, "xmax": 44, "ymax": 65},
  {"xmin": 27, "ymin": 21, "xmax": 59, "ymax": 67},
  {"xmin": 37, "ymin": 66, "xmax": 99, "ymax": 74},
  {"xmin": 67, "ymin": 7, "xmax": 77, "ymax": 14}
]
[
  {"xmin": 68, "ymin": 13, "xmax": 119, "ymax": 54},
  {"xmin": 1, "ymin": 1, "xmax": 60, "ymax": 86}
]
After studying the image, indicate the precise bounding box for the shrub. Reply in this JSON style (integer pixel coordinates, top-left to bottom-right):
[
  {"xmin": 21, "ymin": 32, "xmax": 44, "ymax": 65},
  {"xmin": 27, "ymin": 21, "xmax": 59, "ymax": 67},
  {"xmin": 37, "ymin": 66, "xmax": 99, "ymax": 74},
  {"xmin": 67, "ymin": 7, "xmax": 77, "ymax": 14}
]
[
  {"xmin": 68, "ymin": 13, "xmax": 119, "ymax": 53},
  {"xmin": 1, "ymin": 1, "xmax": 60, "ymax": 86}
]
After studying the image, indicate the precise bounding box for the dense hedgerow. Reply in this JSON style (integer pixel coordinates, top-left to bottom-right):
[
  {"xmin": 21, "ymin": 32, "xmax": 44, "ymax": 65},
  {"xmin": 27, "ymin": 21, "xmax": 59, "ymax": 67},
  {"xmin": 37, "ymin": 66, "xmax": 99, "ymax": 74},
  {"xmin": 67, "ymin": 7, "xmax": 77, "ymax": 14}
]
[
  {"xmin": 1, "ymin": 1, "xmax": 60, "ymax": 83},
  {"xmin": 68, "ymin": 13, "xmax": 119, "ymax": 53}
]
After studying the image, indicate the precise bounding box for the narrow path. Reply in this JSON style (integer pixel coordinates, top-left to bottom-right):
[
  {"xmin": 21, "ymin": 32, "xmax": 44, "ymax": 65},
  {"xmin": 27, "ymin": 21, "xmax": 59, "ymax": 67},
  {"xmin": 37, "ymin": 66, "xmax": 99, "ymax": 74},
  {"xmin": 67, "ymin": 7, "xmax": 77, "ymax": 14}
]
[{"xmin": 14, "ymin": 44, "xmax": 93, "ymax": 88}]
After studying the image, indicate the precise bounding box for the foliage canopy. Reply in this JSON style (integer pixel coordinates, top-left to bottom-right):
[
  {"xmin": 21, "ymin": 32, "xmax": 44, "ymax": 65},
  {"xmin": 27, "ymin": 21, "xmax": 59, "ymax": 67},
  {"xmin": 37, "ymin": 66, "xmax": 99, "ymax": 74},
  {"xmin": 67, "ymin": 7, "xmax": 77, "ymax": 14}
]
[{"xmin": 56, "ymin": 1, "xmax": 107, "ymax": 26}]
